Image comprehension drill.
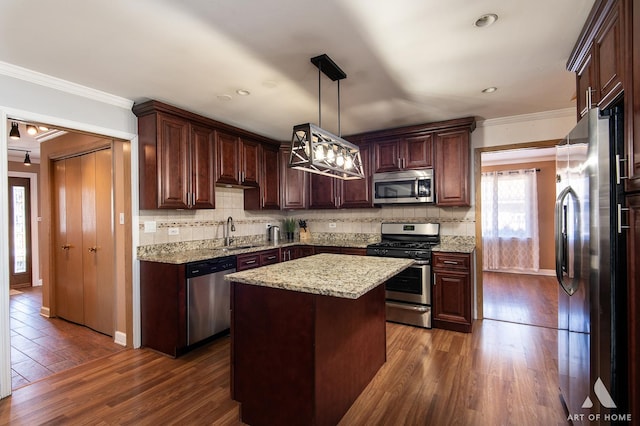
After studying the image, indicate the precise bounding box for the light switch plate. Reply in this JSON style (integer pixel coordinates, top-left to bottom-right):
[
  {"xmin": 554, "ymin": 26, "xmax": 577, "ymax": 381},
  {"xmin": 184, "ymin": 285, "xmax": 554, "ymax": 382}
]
[{"xmin": 119, "ymin": 213, "xmax": 125, "ymax": 225}]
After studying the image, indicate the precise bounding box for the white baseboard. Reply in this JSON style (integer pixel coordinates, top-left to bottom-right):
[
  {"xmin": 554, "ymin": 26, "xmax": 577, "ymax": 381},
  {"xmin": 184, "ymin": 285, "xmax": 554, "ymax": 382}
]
[
  {"xmin": 114, "ymin": 331, "xmax": 127, "ymax": 347},
  {"xmin": 40, "ymin": 307, "xmax": 50, "ymax": 318}
]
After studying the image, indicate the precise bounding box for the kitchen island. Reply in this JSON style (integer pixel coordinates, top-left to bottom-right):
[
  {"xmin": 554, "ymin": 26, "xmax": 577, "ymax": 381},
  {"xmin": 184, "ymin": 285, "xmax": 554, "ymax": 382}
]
[{"xmin": 224, "ymin": 253, "xmax": 414, "ymax": 426}]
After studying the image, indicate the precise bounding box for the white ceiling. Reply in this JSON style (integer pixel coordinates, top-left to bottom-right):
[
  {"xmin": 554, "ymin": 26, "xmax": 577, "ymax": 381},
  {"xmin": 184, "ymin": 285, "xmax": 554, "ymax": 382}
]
[{"xmin": 2, "ymin": 0, "xmax": 594, "ymax": 149}]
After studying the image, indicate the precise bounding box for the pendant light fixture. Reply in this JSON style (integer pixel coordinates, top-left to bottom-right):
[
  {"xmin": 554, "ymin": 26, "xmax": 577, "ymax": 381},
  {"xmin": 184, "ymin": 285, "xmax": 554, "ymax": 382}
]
[
  {"xmin": 289, "ymin": 54, "xmax": 364, "ymax": 180},
  {"xmin": 8, "ymin": 148, "xmax": 32, "ymax": 165},
  {"xmin": 9, "ymin": 122, "xmax": 20, "ymax": 140}
]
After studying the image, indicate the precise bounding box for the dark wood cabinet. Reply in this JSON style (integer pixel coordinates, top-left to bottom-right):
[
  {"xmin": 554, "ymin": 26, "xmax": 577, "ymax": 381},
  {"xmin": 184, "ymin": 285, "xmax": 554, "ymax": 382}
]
[
  {"xmin": 594, "ymin": 0, "xmax": 624, "ymax": 109},
  {"xmin": 340, "ymin": 143, "xmax": 373, "ymax": 208},
  {"xmin": 576, "ymin": 51, "xmax": 594, "ymax": 117},
  {"xmin": 309, "ymin": 174, "xmax": 340, "ymax": 209},
  {"xmin": 314, "ymin": 246, "xmax": 366, "ymax": 256},
  {"xmin": 245, "ymin": 144, "xmax": 280, "ymax": 210},
  {"xmin": 373, "ymin": 135, "xmax": 432, "ymax": 173},
  {"xmin": 237, "ymin": 248, "xmax": 280, "ymax": 271},
  {"xmin": 627, "ymin": 193, "xmax": 640, "ymax": 416},
  {"xmin": 215, "ymin": 132, "xmax": 240, "ymax": 186},
  {"xmin": 140, "ymin": 261, "xmax": 187, "ymax": 357},
  {"xmin": 434, "ymin": 129, "xmax": 470, "ymax": 207},
  {"xmin": 240, "ymin": 138, "xmax": 260, "ymax": 187},
  {"xmin": 309, "ymin": 142, "xmax": 373, "ymax": 209},
  {"xmin": 281, "ymin": 245, "xmax": 315, "ymax": 262},
  {"xmin": 280, "ymin": 147, "xmax": 308, "ymax": 210},
  {"xmin": 136, "ymin": 111, "xmax": 215, "ymax": 209},
  {"xmin": 432, "ymin": 252, "xmax": 472, "ymax": 333},
  {"xmin": 631, "ymin": 0, "xmax": 640, "ymax": 191}
]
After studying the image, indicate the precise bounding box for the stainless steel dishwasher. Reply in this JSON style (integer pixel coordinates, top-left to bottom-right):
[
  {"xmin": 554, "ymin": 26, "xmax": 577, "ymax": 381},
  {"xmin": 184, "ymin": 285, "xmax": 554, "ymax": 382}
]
[{"xmin": 186, "ymin": 255, "xmax": 236, "ymax": 345}]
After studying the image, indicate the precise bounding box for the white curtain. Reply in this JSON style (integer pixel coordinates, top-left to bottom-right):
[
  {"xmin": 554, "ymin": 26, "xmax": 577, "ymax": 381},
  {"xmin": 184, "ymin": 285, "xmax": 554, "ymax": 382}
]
[{"xmin": 482, "ymin": 169, "xmax": 540, "ymax": 272}]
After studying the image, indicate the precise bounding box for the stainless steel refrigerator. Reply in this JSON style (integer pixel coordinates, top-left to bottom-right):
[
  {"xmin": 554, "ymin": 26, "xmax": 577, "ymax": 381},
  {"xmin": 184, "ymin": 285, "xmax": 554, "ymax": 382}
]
[{"xmin": 555, "ymin": 106, "xmax": 627, "ymax": 423}]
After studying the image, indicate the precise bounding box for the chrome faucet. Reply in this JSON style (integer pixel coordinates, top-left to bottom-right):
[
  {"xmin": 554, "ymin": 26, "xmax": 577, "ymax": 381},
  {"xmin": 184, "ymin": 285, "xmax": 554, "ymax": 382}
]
[{"xmin": 224, "ymin": 216, "xmax": 236, "ymax": 246}]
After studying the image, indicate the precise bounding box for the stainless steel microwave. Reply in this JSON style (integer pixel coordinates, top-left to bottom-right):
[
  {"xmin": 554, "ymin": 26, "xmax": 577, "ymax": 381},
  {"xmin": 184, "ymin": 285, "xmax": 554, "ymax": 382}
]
[{"xmin": 372, "ymin": 169, "xmax": 434, "ymax": 204}]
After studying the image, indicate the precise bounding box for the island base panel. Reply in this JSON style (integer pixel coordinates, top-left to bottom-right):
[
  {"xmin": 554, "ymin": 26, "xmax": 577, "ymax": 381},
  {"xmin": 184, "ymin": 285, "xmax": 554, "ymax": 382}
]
[{"xmin": 232, "ymin": 283, "xmax": 386, "ymax": 426}]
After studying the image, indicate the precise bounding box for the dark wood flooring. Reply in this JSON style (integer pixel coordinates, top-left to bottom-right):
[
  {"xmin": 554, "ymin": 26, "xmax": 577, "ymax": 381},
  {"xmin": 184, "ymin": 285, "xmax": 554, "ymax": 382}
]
[
  {"xmin": 483, "ymin": 271, "xmax": 558, "ymax": 329},
  {"xmin": 0, "ymin": 320, "xmax": 568, "ymax": 425},
  {"xmin": 9, "ymin": 286, "xmax": 125, "ymax": 389}
]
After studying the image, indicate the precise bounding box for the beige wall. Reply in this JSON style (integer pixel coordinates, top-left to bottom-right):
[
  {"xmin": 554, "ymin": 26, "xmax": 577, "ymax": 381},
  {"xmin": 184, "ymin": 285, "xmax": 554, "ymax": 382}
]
[{"xmin": 481, "ymin": 160, "xmax": 556, "ymax": 271}]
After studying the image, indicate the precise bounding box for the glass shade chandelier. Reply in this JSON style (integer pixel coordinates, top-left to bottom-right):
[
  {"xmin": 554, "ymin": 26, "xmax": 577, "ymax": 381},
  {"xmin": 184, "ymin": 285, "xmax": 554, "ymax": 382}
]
[{"xmin": 289, "ymin": 54, "xmax": 364, "ymax": 180}]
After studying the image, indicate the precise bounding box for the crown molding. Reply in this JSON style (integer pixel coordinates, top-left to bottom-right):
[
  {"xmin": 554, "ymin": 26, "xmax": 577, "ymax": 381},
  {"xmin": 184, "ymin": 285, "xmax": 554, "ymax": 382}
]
[
  {"xmin": 0, "ymin": 61, "xmax": 133, "ymax": 110},
  {"xmin": 477, "ymin": 108, "xmax": 575, "ymax": 128}
]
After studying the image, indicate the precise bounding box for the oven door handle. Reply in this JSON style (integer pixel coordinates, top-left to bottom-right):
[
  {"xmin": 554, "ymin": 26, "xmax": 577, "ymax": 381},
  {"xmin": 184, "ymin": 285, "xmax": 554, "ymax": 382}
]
[
  {"xmin": 414, "ymin": 178, "xmax": 419, "ymax": 199},
  {"xmin": 386, "ymin": 301, "xmax": 430, "ymax": 312}
]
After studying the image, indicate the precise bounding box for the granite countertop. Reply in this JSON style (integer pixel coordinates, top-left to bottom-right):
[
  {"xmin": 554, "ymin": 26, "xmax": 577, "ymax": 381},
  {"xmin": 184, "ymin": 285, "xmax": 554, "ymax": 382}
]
[
  {"xmin": 137, "ymin": 240, "xmax": 371, "ymax": 264},
  {"xmin": 432, "ymin": 242, "xmax": 476, "ymax": 254},
  {"xmin": 225, "ymin": 253, "xmax": 414, "ymax": 299}
]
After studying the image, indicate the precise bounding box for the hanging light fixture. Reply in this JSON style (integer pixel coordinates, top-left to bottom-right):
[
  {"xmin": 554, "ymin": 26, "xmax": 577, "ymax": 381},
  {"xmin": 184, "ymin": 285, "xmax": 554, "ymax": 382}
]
[
  {"xmin": 289, "ymin": 54, "xmax": 364, "ymax": 180},
  {"xmin": 9, "ymin": 122, "xmax": 20, "ymax": 140},
  {"xmin": 7, "ymin": 148, "xmax": 32, "ymax": 165}
]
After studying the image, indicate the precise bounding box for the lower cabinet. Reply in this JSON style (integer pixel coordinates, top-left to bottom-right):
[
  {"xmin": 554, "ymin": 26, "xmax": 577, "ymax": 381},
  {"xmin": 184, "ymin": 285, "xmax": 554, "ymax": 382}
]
[
  {"xmin": 314, "ymin": 246, "xmax": 367, "ymax": 256},
  {"xmin": 281, "ymin": 245, "xmax": 315, "ymax": 262},
  {"xmin": 237, "ymin": 248, "xmax": 280, "ymax": 271},
  {"xmin": 432, "ymin": 251, "xmax": 473, "ymax": 333}
]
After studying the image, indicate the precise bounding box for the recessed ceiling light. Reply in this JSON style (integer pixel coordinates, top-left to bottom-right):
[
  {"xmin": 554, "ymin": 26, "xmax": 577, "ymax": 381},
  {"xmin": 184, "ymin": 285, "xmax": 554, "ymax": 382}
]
[
  {"xmin": 236, "ymin": 89, "xmax": 250, "ymax": 96},
  {"xmin": 217, "ymin": 94, "xmax": 232, "ymax": 101},
  {"xmin": 482, "ymin": 87, "xmax": 498, "ymax": 93},
  {"xmin": 475, "ymin": 13, "xmax": 498, "ymax": 28}
]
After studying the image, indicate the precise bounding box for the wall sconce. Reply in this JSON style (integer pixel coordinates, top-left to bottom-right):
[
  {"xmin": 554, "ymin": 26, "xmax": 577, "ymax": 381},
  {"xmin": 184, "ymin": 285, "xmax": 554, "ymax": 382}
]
[
  {"xmin": 9, "ymin": 122, "xmax": 20, "ymax": 140},
  {"xmin": 289, "ymin": 54, "xmax": 365, "ymax": 180}
]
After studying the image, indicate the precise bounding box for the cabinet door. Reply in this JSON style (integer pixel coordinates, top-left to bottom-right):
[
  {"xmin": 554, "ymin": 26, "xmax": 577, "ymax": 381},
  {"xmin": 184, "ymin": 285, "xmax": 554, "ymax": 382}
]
[
  {"xmin": 432, "ymin": 270, "xmax": 471, "ymax": 332},
  {"xmin": 240, "ymin": 138, "xmax": 260, "ymax": 187},
  {"xmin": 576, "ymin": 51, "xmax": 594, "ymax": 119},
  {"xmin": 629, "ymin": 0, "xmax": 640, "ymax": 190},
  {"xmin": 261, "ymin": 145, "xmax": 280, "ymax": 209},
  {"xmin": 280, "ymin": 148, "xmax": 308, "ymax": 209},
  {"xmin": 309, "ymin": 174, "xmax": 339, "ymax": 209},
  {"xmin": 340, "ymin": 143, "xmax": 372, "ymax": 208},
  {"xmin": 403, "ymin": 135, "xmax": 433, "ymax": 169},
  {"xmin": 435, "ymin": 129, "xmax": 470, "ymax": 206},
  {"xmin": 595, "ymin": 1, "xmax": 623, "ymax": 109},
  {"xmin": 190, "ymin": 124, "xmax": 216, "ymax": 209},
  {"xmin": 216, "ymin": 132, "xmax": 240, "ymax": 185},
  {"xmin": 627, "ymin": 194, "xmax": 640, "ymax": 416},
  {"xmin": 158, "ymin": 113, "xmax": 190, "ymax": 208},
  {"xmin": 260, "ymin": 249, "xmax": 280, "ymax": 266},
  {"xmin": 373, "ymin": 139, "xmax": 401, "ymax": 173}
]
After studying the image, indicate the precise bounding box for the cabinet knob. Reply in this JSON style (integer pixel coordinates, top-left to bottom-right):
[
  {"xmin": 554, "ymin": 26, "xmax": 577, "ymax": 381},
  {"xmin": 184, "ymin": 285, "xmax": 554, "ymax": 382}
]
[
  {"xmin": 61, "ymin": 244, "xmax": 71, "ymax": 250},
  {"xmin": 88, "ymin": 246, "xmax": 98, "ymax": 253}
]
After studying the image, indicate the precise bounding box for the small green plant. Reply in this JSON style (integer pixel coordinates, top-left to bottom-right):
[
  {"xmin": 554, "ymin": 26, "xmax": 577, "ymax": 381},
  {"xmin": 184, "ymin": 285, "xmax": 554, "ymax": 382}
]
[{"xmin": 283, "ymin": 218, "xmax": 297, "ymax": 241}]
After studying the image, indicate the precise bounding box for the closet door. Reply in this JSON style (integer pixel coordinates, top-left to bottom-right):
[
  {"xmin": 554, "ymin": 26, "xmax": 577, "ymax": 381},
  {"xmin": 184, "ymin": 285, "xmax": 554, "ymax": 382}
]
[
  {"xmin": 82, "ymin": 150, "xmax": 114, "ymax": 335},
  {"xmin": 54, "ymin": 157, "xmax": 85, "ymax": 324}
]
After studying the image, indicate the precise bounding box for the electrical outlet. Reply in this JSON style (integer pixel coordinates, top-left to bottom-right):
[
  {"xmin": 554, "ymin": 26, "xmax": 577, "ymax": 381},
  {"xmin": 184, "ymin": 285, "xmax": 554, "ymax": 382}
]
[
  {"xmin": 168, "ymin": 228, "xmax": 179, "ymax": 235},
  {"xmin": 266, "ymin": 223, "xmax": 272, "ymax": 229},
  {"xmin": 329, "ymin": 222, "xmax": 337, "ymax": 228}
]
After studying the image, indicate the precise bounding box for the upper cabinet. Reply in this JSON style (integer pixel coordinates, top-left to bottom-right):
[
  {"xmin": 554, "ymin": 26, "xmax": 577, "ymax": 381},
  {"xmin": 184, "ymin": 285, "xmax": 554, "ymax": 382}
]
[
  {"xmin": 434, "ymin": 129, "xmax": 470, "ymax": 207},
  {"xmin": 373, "ymin": 135, "xmax": 432, "ymax": 173},
  {"xmin": 136, "ymin": 111, "xmax": 215, "ymax": 210},
  {"xmin": 568, "ymin": 0, "xmax": 640, "ymax": 192},
  {"xmin": 216, "ymin": 134, "xmax": 260, "ymax": 187},
  {"xmin": 245, "ymin": 144, "xmax": 280, "ymax": 211},
  {"xmin": 134, "ymin": 100, "xmax": 280, "ymax": 209},
  {"xmin": 280, "ymin": 147, "xmax": 308, "ymax": 210}
]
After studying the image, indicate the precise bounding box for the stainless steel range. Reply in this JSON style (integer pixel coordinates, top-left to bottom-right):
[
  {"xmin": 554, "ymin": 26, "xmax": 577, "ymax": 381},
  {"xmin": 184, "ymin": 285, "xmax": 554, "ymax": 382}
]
[{"xmin": 366, "ymin": 223, "xmax": 439, "ymax": 328}]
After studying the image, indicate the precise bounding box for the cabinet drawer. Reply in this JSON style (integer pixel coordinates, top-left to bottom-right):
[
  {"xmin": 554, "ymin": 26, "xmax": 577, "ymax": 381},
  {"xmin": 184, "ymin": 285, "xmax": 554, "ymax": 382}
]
[
  {"xmin": 237, "ymin": 253, "xmax": 260, "ymax": 271},
  {"xmin": 260, "ymin": 249, "xmax": 280, "ymax": 266},
  {"xmin": 432, "ymin": 252, "xmax": 470, "ymax": 270}
]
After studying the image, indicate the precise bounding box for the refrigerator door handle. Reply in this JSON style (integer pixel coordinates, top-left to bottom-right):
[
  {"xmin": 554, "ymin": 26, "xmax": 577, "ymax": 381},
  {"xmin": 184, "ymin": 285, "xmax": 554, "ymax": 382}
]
[{"xmin": 555, "ymin": 186, "xmax": 580, "ymax": 296}]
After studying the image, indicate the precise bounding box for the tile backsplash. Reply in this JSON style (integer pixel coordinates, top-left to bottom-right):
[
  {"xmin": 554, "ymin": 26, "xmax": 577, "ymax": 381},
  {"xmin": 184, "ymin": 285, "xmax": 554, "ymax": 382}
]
[{"xmin": 138, "ymin": 187, "xmax": 475, "ymax": 247}]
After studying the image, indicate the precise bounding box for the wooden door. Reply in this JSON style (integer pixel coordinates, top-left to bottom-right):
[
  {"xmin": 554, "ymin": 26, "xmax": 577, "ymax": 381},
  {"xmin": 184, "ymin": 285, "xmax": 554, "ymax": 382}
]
[
  {"xmin": 340, "ymin": 143, "xmax": 372, "ymax": 208},
  {"xmin": 216, "ymin": 132, "xmax": 240, "ymax": 185},
  {"xmin": 280, "ymin": 148, "xmax": 307, "ymax": 209},
  {"xmin": 435, "ymin": 129, "xmax": 470, "ymax": 206},
  {"xmin": 403, "ymin": 135, "xmax": 433, "ymax": 169},
  {"xmin": 54, "ymin": 157, "xmax": 85, "ymax": 324},
  {"xmin": 190, "ymin": 124, "xmax": 216, "ymax": 208},
  {"xmin": 82, "ymin": 150, "xmax": 114, "ymax": 335},
  {"xmin": 240, "ymin": 139, "xmax": 260, "ymax": 187},
  {"xmin": 373, "ymin": 139, "xmax": 401, "ymax": 173},
  {"xmin": 157, "ymin": 113, "xmax": 190, "ymax": 208},
  {"xmin": 8, "ymin": 177, "xmax": 32, "ymax": 288},
  {"xmin": 309, "ymin": 174, "xmax": 338, "ymax": 209}
]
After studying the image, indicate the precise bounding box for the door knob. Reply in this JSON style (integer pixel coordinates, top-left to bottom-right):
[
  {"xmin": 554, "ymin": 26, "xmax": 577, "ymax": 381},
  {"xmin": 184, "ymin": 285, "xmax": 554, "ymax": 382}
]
[
  {"xmin": 61, "ymin": 244, "xmax": 71, "ymax": 250},
  {"xmin": 88, "ymin": 246, "xmax": 98, "ymax": 253}
]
